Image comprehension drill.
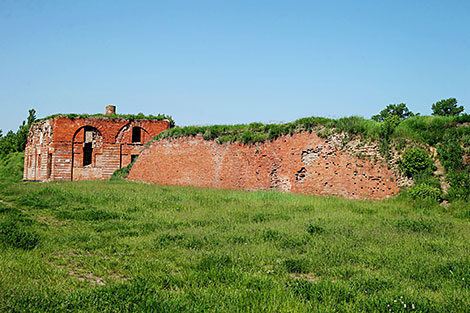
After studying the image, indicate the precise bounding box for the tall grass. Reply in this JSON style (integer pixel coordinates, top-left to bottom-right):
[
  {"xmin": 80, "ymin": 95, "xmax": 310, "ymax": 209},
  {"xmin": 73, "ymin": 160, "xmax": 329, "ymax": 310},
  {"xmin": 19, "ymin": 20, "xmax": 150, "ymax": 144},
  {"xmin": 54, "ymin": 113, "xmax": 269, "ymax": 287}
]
[
  {"xmin": 0, "ymin": 152, "xmax": 24, "ymax": 183},
  {"xmin": 0, "ymin": 176, "xmax": 469, "ymax": 312},
  {"xmin": 152, "ymin": 116, "xmax": 382, "ymax": 145}
]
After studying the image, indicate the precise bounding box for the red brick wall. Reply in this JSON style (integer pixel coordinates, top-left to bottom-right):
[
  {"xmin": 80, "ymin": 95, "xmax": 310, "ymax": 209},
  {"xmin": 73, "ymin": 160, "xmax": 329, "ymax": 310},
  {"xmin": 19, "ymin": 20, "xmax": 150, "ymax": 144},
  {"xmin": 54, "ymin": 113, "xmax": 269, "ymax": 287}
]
[
  {"xmin": 128, "ymin": 132, "xmax": 400, "ymax": 200},
  {"xmin": 24, "ymin": 117, "xmax": 171, "ymax": 181}
]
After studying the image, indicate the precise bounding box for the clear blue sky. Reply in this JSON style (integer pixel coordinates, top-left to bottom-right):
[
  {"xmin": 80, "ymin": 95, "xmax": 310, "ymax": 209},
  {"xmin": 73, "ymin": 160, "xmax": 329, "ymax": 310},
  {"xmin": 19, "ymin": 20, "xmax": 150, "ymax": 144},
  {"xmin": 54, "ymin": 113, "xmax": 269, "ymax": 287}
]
[{"xmin": 1, "ymin": 0, "xmax": 469, "ymax": 132}]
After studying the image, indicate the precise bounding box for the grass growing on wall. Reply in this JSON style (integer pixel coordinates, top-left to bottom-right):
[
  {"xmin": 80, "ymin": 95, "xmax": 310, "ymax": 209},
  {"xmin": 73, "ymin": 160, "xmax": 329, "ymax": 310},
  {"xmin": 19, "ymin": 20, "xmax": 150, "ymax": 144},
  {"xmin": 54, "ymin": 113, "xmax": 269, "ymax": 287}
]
[
  {"xmin": 0, "ymin": 173, "xmax": 470, "ymax": 312},
  {"xmin": 152, "ymin": 114, "xmax": 470, "ymax": 146},
  {"xmin": 40, "ymin": 113, "xmax": 175, "ymax": 127},
  {"xmin": 153, "ymin": 116, "xmax": 383, "ymax": 145}
]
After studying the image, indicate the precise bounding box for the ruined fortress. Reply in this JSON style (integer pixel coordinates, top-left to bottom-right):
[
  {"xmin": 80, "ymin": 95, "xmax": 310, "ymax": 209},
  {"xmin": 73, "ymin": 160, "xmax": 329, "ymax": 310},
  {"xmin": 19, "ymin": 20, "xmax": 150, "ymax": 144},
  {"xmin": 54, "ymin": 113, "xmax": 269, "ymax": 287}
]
[
  {"xmin": 23, "ymin": 106, "xmax": 171, "ymax": 181},
  {"xmin": 25, "ymin": 107, "xmax": 401, "ymax": 199}
]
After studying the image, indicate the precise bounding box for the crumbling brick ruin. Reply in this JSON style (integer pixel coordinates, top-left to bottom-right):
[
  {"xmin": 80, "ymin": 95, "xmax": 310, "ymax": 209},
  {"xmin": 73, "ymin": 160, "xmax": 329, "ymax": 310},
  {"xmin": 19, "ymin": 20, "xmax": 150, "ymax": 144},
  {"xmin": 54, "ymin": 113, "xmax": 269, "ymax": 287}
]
[
  {"xmin": 128, "ymin": 132, "xmax": 401, "ymax": 200},
  {"xmin": 23, "ymin": 106, "xmax": 171, "ymax": 181},
  {"xmin": 24, "ymin": 107, "xmax": 403, "ymax": 199}
]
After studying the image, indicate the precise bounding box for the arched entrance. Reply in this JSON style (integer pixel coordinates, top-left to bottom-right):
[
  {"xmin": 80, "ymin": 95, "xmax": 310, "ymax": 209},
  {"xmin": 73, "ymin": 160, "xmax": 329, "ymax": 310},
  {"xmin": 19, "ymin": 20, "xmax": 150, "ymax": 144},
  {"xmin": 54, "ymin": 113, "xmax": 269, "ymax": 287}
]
[{"xmin": 71, "ymin": 126, "xmax": 103, "ymax": 181}]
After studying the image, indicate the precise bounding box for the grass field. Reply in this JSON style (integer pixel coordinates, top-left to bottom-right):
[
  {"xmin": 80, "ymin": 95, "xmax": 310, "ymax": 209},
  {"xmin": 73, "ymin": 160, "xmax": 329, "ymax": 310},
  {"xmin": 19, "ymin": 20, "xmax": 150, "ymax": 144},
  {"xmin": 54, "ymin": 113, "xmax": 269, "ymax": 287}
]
[{"xmin": 0, "ymin": 173, "xmax": 469, "ymax": 313}]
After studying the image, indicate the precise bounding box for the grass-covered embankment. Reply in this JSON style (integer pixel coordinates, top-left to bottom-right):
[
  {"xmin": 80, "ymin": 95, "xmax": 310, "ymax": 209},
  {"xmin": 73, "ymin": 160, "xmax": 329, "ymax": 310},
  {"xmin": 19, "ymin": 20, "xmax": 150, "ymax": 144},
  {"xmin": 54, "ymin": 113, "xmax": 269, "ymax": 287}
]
[{"xmin": 0, "ymin": 160, "xmax": 470, "ymax": 311}]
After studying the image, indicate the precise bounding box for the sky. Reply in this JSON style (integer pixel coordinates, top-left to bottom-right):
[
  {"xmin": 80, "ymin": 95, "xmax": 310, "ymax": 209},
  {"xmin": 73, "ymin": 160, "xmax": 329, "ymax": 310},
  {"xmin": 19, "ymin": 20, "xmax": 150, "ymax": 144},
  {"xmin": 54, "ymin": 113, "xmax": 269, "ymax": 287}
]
[{"xmin": 1, "ymin": 0, "xmax": 469, "ymax": 132}]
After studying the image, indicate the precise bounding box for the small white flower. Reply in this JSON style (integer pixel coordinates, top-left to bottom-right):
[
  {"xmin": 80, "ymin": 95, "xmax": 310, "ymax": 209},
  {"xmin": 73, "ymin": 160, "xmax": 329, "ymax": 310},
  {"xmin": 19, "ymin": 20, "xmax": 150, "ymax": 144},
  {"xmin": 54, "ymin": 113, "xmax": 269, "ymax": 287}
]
[
  {"xmin": 412, "ymin": 304, "xmax": 415, "ymax": 309},
  {"xmin": 404, "ymin": 304, "xmax": 406, "ymax": 308}
]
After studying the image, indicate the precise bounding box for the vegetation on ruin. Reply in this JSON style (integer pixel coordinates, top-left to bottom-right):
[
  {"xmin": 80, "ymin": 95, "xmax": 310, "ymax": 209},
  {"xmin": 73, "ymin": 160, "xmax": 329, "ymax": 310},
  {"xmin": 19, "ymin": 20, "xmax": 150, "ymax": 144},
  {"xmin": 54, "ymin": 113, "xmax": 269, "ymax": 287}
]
[
  {"xmin": 152, "ymin": 112, "xmax": 470, "ymax": 146},
  {"xmin": 109, "ymin": 157, "xmax": 138, "ymax": 181},
  {"xmin": 149, "ymin": 99, "xmax": 470, "ymax": 204},
  {"xmin": 40, "ymin": 112, "xmax": 175, "ymax": 127},
  {"xmin": 1, "ymin": 154, "xmax": 470, "ymax": 312}
]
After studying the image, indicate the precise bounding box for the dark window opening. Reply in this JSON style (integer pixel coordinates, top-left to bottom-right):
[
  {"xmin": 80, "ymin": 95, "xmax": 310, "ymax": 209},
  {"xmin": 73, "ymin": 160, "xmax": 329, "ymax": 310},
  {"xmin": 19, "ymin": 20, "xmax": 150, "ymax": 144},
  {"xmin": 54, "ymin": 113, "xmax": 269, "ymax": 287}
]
[
  {"xmin": 131, "ymin": 154, "xmax": 138, "ymax": 163},
  {"xmin": 83, "ymin": 143, "xmax": 93, "ymax": 166},
  {"xmin": 132, "ymin": 127, "xmax": 141, "ymax": 143}
]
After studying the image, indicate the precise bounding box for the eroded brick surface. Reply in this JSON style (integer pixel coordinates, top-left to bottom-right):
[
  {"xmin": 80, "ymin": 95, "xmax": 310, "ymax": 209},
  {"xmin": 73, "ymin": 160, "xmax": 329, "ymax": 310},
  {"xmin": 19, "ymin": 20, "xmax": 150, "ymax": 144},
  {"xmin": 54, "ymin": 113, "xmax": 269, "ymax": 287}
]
[
  {"xmin": 24, "ymin": 116, "xmax": 170, "ymax": 181},
  {"xmin": 128, "ymin": 132, "xmax": 400, "ymax": 200}
]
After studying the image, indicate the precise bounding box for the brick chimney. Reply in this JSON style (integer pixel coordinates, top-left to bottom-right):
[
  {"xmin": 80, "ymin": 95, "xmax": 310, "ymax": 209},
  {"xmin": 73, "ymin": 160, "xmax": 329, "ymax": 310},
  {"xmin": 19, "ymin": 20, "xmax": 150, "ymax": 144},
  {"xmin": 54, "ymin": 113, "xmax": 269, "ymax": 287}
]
[{"xmin": 105, "ymin": 105, "xmax": 116, "ymax": 115}]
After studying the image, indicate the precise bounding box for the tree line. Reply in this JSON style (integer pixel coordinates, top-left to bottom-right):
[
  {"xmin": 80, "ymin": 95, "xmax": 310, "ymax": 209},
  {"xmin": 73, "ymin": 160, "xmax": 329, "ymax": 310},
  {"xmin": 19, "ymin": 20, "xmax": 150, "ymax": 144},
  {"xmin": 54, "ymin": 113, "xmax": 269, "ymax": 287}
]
[
  {"xmin": 0, "ymin": 109, "xmax": 36, "ymax": 158},
  {"xmin": 0, "ymin": 98, "xmax": 465, "ymax": 157}
]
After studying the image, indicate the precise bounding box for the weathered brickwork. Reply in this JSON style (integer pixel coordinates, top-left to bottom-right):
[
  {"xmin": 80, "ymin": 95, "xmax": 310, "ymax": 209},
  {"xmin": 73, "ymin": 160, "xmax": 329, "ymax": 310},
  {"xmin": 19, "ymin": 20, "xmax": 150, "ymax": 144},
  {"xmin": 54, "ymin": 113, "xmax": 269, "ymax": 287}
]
[
  {"xmin": 128, "ymin": 132, "xmax": 400, "ymax": 200},
  {"xmin": 24, "ymin": 113, "xmax": 171, "ymax": 182}
]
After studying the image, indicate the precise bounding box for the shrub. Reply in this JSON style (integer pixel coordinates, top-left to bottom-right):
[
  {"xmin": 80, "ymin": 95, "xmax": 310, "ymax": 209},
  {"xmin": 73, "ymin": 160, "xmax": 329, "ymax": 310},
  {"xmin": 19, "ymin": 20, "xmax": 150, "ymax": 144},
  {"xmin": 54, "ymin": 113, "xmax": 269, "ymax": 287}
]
[
  {"xmin": 437, "ymin": 131, "xmax": 464, "ymax": 172},
  {"xmin": 407, "ymin": 184, "xmax": 442, "ymax": 202},
  {"xmin": 446, "ymin": 170, "xmax": 470, "ymax": 201},
  {"xmin": 399, "ymin": 147, "xmax": 434, "ymax": 177}
]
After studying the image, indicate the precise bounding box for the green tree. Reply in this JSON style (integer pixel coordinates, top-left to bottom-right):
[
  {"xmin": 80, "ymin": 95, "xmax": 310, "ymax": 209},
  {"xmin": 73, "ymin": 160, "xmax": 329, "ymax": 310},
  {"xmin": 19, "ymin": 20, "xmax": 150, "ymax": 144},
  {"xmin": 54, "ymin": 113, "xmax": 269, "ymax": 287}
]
[
  {"xmin": 15, "ymin": 109, "xmax": 36, "ymax": 152},
  {"xmin": 431, "ymin": 98, "xmax": 464, "ymax": 116},
  {"xmin": 0, "ymin": 109, "xmax": 36, "ymax": 156},
  {"xmin": 372, "ymin": 103, "xmax": 414, "ymax": 122}
]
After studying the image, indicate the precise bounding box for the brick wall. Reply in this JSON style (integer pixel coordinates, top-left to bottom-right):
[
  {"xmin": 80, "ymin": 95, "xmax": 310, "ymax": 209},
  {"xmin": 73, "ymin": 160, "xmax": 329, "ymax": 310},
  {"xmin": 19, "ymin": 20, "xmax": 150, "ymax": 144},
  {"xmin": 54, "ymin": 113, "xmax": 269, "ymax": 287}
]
[
  {"xmin": 24, "ymin": 116, "xmax": 171, "ymax": 181},
  {"xmin": 128, "ymin": 132, "xmax": 400, "ymax": 200}
]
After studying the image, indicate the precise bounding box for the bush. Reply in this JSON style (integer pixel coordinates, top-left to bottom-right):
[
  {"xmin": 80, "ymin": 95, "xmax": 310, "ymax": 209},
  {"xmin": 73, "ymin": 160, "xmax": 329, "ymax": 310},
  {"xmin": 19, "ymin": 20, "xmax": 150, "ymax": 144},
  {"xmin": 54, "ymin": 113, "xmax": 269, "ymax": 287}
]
[
  {"xmin": 446, "ymin": 170, "xmax": 470, "ymax": 201},
  {"xmin": 437, "ymin": 131, "xmax": 464, "ymax": 172},
  {"xmin": 399, "ymin": 147, "xmax": 434, "ymax": 177},
  {"xmin": 407, "ymin": 184, "xmax": 442, "ymax": 202}
]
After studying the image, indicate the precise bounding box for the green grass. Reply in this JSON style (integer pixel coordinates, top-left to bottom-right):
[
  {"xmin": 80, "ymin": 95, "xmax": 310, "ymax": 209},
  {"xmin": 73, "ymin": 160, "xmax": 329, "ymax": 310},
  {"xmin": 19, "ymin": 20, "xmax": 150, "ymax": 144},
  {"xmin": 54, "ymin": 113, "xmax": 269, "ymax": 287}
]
[
  {"xmin": 151, "ymin": 114, "xmax": 470, "ymax": 146},
  {"xmin": 0, "ymin": 174, "xmax": 470, "ymax": 312},
  {"xmin": 151, "ymin": 116, "xmax": 383, "ymax": 145},
  {"xmin": 0, "ymin": 152, "xmax": 24, "ymax": 182}
]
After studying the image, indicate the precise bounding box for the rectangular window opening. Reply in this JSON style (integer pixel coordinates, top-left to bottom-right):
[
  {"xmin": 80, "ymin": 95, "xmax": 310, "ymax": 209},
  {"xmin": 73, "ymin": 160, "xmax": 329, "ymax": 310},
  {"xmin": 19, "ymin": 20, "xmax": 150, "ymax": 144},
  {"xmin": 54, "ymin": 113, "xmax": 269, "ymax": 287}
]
[
  {"xmin": 131, "ymin": 154, "xmax": 138, "ymax": 163},
  {"xmin": 132, "ymin": 127, "xmax": 141, "ymax": 143},
  {"xmin": 83, "ymin": 143, "xmax": 93, "ymax": 166}
]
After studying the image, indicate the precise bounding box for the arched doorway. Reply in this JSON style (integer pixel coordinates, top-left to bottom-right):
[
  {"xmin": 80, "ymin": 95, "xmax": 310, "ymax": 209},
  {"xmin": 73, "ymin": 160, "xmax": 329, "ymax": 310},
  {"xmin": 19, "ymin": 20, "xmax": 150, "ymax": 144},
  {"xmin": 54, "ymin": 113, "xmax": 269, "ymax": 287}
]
[{"xmin": 71, "ymin": 126, "xmax": 103, "ymax": 181}]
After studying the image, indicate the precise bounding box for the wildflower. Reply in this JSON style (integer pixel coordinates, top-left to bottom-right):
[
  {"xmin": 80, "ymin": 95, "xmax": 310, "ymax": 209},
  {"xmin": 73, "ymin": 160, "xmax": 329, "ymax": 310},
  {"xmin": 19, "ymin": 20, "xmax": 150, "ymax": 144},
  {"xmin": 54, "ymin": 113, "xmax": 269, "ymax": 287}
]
[
  {"xmin": 412, "ymin": 304, "xmax": 415, "ymax": 310},
  {"xmin": 404, "ymin": 304, "xmax": 406, "ymax": 308}
]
